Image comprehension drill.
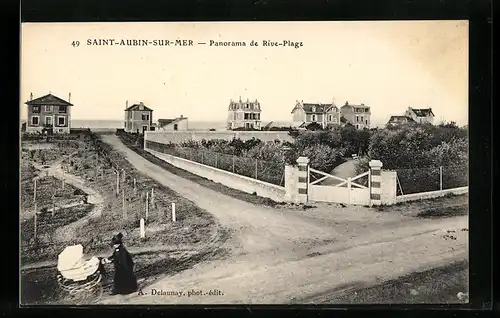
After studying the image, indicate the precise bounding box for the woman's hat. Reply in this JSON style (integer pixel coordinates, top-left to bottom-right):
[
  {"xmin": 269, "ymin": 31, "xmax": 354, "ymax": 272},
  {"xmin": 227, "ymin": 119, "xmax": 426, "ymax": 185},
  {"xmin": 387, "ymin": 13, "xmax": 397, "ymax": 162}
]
[{"xmin": 111, "ymin": 233, "xmax": 123, "ymax": 245}]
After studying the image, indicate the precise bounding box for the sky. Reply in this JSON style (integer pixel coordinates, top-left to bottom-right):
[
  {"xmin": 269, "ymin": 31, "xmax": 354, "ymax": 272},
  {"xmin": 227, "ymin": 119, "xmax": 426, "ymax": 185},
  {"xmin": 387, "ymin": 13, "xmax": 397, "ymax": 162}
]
[{"xmin": 20, "ymin": 21, "xmax": 468, "ymax": 127}]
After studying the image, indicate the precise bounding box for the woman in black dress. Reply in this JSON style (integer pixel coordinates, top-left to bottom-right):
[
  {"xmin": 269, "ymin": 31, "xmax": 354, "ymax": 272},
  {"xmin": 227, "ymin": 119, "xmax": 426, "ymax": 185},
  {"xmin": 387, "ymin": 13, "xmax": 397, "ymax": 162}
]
[{"xmin": 104, "ymin": 233, "xmax": 138, "ymax": 295}]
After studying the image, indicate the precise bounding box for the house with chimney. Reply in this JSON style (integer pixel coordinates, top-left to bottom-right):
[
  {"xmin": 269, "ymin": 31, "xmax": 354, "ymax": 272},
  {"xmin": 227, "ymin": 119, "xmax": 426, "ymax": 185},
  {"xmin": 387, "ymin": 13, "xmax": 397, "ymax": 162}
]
[
  {"xmin": 25, "ymin": 93, "xmax": 73, "ymax": 134},
  {"xmin": 227, "ymin": 97, "xmax": 262, "ymax": 130},
  {"xmin": 340, "ymin": 101, "xmax": 371, "ymax": 129},
  {"xmin": 124, "ymin": 101, "xmax": 154, "ymax": 133},
  {"xmin": 291, "ymin": 100, "xmax": 341, "ymax": 129},
  {"xmin": 157, "ymin": 115, "xmax": 188, "ymax": 131},
  {"xmin": 404, "ymin": 106, "xmax": 435, "ymax": 125}
]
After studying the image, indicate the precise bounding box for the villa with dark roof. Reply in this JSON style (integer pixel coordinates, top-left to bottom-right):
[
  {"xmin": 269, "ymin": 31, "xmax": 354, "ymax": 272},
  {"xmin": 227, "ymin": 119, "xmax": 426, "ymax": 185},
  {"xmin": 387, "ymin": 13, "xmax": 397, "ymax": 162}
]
[
  {"xmin": 404, "ymin": 106, "xmax": 435, "ymax": 125},
  {"xmin": 291, "ymin": 100, "xmax": 341, "ymax": 129},
  {"xmin": 25, "ymin": 93, "xmax": 73, "ymax": 134},
  {"xmin": 124, "ymin": 101, "xmax": 154, "ymax": 133},
  {"xmin": 227, "ymin": 97, "xmax": 262, "ymax": 130}
]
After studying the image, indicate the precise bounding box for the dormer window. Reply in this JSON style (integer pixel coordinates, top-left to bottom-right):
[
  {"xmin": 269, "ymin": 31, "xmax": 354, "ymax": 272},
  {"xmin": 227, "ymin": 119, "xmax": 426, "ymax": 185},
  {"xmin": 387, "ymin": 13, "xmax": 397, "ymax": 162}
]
[{"xmin": 312, "ymin": 106, "xmax": 316, "ymax": 112}]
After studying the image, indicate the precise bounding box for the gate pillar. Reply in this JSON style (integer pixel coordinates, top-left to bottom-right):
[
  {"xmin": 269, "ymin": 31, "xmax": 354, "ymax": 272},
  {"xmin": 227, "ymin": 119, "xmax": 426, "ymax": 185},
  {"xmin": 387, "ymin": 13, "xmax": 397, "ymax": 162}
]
[
  {"xmin": 369, "ymin": 160, "xmax": 383, "ymax": 206},
  {"xmin": 296, "ymin": 156, "xmax": 310, "ymax": 204}
]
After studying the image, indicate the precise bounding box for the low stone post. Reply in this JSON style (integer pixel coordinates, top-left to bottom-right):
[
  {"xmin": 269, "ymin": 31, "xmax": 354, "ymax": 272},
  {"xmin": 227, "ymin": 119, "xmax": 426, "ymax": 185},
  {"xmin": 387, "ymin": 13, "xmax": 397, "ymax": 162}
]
[{"xmin": 369, "ymin": 160, "xmax": 383, "ymax": 206}]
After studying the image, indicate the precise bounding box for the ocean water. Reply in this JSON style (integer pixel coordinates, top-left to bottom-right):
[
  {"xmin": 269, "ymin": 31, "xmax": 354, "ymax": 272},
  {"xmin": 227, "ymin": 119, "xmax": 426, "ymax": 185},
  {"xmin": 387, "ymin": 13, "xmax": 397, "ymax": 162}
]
[{"xmin": 71, "ymin": 119, "xmax": 293, "ymax": 131}]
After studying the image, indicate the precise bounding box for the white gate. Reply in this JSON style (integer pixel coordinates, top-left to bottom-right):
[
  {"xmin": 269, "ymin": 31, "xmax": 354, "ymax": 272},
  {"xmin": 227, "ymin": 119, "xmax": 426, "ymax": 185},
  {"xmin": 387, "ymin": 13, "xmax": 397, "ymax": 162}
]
[{"xmin": 308, "ymin": 167, "xmax": 371, "ymax": 205}]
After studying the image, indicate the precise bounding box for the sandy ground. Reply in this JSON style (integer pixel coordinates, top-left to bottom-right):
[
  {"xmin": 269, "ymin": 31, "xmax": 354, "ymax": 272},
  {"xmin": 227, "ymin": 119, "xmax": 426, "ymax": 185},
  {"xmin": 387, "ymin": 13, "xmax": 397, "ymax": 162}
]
[{"xmin": 97, "ymin": 135, "xmax": 468, "ymax": 305}]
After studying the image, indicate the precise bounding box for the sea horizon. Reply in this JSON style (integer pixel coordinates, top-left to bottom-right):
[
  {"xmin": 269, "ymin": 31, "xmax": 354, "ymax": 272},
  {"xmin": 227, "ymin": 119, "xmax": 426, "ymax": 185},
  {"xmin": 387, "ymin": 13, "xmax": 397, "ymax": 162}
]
[{"xmin": 21, "ymin": 118, "xmax": 297, "ymax": 131}]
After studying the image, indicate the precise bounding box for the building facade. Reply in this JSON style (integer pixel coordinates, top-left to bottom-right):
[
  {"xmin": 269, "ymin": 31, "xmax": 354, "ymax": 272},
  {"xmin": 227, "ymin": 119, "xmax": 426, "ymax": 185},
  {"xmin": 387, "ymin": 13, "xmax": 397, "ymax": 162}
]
[
  {"xmin": 291, "ymin": 100, "xmax": 341, "ymax": 129},
  {"xmin": 340, "ymin": 101, "xmax": 371, "ymax": 129},
  {"xmin": 227, "ymin": 98, "xmax": 262, "ymax": 130},
  {"xmin": 157, "ymin": 116, "xmax": 189, "ymax": 131},
  {"xmin": 404, "ymin": 107, "xmax": 435, "ymax": 125},
  {"xmin": 124, "ymin": 101, "xmax": 154, "ymax": 133},
  {"xmin": 25, "ymin": 93, "xmax": 73, "ymax": 134}
]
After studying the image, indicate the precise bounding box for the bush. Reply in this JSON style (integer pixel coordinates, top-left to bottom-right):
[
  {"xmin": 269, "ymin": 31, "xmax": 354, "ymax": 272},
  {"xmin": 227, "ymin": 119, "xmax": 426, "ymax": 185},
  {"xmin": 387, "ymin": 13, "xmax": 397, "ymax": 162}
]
[
  {"xmin": 356, "ymin": 123, "xmax": 468, "ymax": 194},
  {"xmin": 301, "ymin": 144, "xmax": 344, "ymax": 172}
]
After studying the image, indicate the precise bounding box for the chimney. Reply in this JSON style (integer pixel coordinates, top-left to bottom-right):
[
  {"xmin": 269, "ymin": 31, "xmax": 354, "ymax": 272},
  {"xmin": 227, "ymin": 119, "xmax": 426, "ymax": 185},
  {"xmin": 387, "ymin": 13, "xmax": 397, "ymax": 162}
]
[
  {"xmin": 180, "ymin": 114, "xmax": 183, "ymax": 118},
  {"xmin": 126, "ymin": 100, "xmax": 128, "ymax": 108},
  {"xmin": 345, "ymin": 101, "xmax": 348, "ymax": 106},
  {"xmin": 68, "ymin": 92, "xmax": 71, "ymax": 103},
  {"xmin": 139, "ymin": 102, "xmax": 144, "ymax": 110},
  {"xmin": 30, "ymin": 93, "xmax": 33, "ymax": 101}
]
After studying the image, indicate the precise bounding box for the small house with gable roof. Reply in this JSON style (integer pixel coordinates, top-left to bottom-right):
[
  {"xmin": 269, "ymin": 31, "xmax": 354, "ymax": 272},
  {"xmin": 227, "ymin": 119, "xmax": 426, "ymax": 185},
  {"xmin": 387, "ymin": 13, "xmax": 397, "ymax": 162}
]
[
  {"xmin": 124, "ymin": 101, "xmax": 154, "ymax": 133},
  {"xmin": 386, "ymin": 115, "xmax": 415, "ymax": 127},
  {"xmin": 25, "ymin": 93, "xmax": 73, "ymax": 134},
  {"xmin": 404, "ymin": 106, "xmax": 435, "ymax": 125},
  {"xmin": 157, "ymin": 115, "xmax": 188, "ymax": 131}
]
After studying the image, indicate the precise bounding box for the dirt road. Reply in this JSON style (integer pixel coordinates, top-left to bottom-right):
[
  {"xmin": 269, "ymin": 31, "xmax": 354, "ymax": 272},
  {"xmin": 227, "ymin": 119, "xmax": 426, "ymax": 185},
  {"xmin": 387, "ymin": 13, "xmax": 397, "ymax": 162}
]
[{"xmin": 98, "ymin": 135, "xmax": 467, "ymax": 304}]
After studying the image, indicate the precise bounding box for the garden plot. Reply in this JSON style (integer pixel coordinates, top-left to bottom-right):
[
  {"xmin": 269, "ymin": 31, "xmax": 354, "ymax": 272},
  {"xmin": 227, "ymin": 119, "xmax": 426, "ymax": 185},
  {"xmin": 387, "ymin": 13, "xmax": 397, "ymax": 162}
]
[
  {"xmin": 20, "ymin": 161, "xmax": 84, "ymax": 220},
  {"xmin": 21, "ymin": 140, "xmax": 81, "ymax": 166},
  {"xmin": 21, "ymin": 204, "xmax": 95, "ymax": 264}
]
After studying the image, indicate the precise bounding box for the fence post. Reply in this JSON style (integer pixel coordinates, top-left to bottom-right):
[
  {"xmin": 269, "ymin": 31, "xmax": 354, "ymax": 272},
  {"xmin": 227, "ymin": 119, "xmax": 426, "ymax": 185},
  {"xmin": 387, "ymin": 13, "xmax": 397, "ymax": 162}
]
[
  {"xmin": 140, "ymin": 218, "xmax": 145, "ymax": 238},
  {"xmin": 33, "ymin": 178, "xmax": 38, "ymax": 244},
  {"xmin": 347, "ymin": 177, "xmax": 352, "ymax": 204},
  {"xmin": 122, "ymin": 188, "xmax": 126, "ymax": 220},
  {"xmin": 146, "ymin": 191, "xmax": 149, "ymax": 221},
  {"xmin": 439, "ymin": 166, "xmax": 443, "ymax": 193},
  {"xmin": 115, "ymin": 171, "xmax": 120, "ymax": 196},
  {"xmin": 215, "ymin": 153, "xmax": 218, "ymax": 168},
  {"xmin": 151, "ymin": 188, "xmax": 155, "ymax": 207},
  {"xmin": 52, "ymin": 193, "xmax": 56, "ymax": 217},
  {"xmin": 133, "ymin": 178, "xmax": 137, "ymax": 194},
  {"xmin": 255, "ymin": 160, "xmax": 258, "ymax": 179},
  {"xmin": 172, "ymin": 202, "xmax": 176, "ymax": 222},
  {"xmin": 232, "ymin": 156, "xmax": 235, "ymax": 173},
  {"xmin": 122, "ymin": 169, "xmax": 125, "ymax": 182},
  {"xmin": 201, "ymin": 151, "xmax": 204, "ymax": 164},
  {"xmin": 369, "ymin": 160, "xmax": 383, "ymax": 206}
]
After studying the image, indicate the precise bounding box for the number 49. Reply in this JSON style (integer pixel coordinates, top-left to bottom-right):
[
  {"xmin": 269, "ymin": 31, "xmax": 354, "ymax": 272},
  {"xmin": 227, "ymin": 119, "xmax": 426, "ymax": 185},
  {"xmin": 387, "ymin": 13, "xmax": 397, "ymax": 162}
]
[{"xmin": 71, "ymin": 41, "xmax": 80, "ymax": 47}]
